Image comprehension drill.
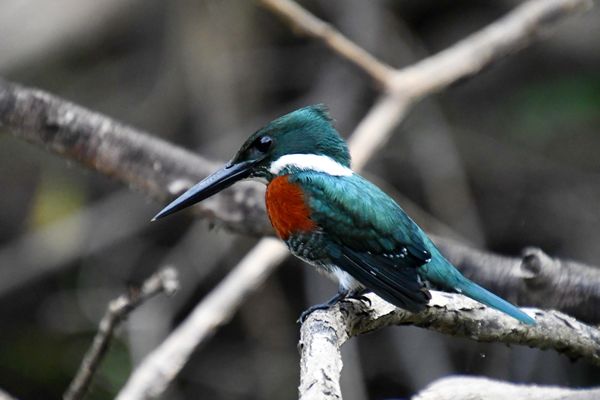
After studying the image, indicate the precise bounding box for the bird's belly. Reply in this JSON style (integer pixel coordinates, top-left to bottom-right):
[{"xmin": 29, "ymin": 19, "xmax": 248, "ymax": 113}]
[
  {"xmin": 326, "ymin": 266, "xmax": 363, "ymax": 291},
  {"xmin": 286, "ymin": 234, "xmax": 363, "ymax": 292}
]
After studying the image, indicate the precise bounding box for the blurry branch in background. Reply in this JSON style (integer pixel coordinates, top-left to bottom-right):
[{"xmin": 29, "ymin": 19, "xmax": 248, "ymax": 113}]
[
  {"xmin": 64, "ymin": 267, "xmax": 179, "ymax": 400},
  {"xmin": 0, "ymin": 190, "xmax": 153, "ymax": 299},
  {"xmin": 299, "ymin": 292, "xmax": 600, "ymax": 400},
  {"xmin": 413, "ymin": 376, "xmax": 600, "ymax": 400},
  {"xmin": 0, "ymin": 388, "xmax": 18, "ymax": 400},
  {"xmin": 0, "ymin": 78, "xmax": 271, "ymax": 236},
  {"xmin": 257, "ymin": 0, "xmax": 395, "ymax": 86},
  {"xmin": 434, "ymin": 237, "xmax": 600, "ymax": 324},
  {"xmin": 115, "ymin": 239, "xmax": 287, "ymax": 400}
]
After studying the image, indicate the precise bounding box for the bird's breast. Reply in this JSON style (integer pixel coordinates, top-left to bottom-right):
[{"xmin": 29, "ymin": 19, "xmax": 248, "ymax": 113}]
[{"xmin": 266, "ymin": 175, "xmax": 316, "ymax": 240}]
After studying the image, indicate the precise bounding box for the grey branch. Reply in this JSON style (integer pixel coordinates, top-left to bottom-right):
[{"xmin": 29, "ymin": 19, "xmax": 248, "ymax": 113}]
[
  {"xmin": 257, "ymin": 0, "xmax": 395, "ymax": 86},
  {"xmin": 115, "ymin": 239, "xmax": 287, "ymax": 400},
  {"xmin": 0, "ymin": 388, "xmax": 18, "ymax": 400},
  {"xmin": 388, "ymin": 0, "xmax": 593, "ymax": 97},
  {"xmin": 413, "ymin": 376, "xmax": 600, "ymax": 400},
  {"xmin": 0, "ymin": 79, "xmax": 271, "ymax": 236},
  {"xmin": 299, "ymin": 292, "xmax": 600, "ymax": 400},
  {"xmin": 63, "ymin": 267, "xmax": 179, "ymax": 400},
  {"xmin": 434, "ymin": 236, "xmax": 600, "ymax": 324}
]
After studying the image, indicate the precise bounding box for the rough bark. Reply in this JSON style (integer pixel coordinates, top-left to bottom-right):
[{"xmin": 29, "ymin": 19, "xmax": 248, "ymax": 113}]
[
  {"xmin": 298, "ymin": 292, "xmax": 600, "ymax": 400},
  {"xmin": 413, "ymin": 376, "xmax": 600, "ymax": 400}
]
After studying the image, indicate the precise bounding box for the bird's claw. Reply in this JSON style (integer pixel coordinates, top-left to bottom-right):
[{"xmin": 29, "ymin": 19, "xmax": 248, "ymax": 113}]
[
  {"xmin": 297, "ymin": 303, "xmax": 332, "ymax": 323},
  {"xmin": 351, "ymin": 294, "xmax": 371, "ymax": 307}
]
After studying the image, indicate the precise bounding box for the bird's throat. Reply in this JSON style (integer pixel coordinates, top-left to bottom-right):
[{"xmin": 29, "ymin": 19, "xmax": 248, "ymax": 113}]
[{"xmin": 265, "ymin": 175, "xmax": 316, "ymax": 240}]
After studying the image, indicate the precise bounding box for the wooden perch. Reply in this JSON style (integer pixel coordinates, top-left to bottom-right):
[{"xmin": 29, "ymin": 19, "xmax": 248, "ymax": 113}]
[
  {"xmin": 299, "ymin": 292, "xmax": 600, "ymax": 400},
  {"xmin": 413, "ymin": 376, "xmax": 600, "ymax": 400}
]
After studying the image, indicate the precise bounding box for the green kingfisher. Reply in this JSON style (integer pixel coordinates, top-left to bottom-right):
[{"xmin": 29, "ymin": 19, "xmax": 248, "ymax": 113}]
[{"xmin": 152, "ymin": 105, "xmax": 535, "ymax": 325}]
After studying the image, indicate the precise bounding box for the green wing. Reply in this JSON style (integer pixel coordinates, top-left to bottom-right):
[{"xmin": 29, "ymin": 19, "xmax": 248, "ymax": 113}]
[
  {"xmin": 291, "ymin": 171, "xmax": 431, "ymax": 261},
  {"xmin": 290, "ymin": 171, "xmax": 432, "ymax": 311}
]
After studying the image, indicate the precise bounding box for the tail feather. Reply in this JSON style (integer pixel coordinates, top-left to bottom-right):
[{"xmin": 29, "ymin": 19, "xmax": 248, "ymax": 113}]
[
  {"xmin": 422, "ymin": 248, "xmax": 535, "ymax": 325},
  {"xmin": 456, "ymin": 278, "xmax": 535, "ymax": 325}
]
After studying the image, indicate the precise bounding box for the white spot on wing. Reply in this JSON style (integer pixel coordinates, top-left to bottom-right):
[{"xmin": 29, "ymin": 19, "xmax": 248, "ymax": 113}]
[{"xmin": 269, "ymin": 154, "xmax": 353, "ymax": 176}]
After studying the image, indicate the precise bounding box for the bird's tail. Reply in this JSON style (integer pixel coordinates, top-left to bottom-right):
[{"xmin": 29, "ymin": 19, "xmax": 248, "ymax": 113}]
[
  {"xmin": 423, "ymin": 250, "xmax": 535, "ymax": 325},
  {"xmin": 454, "ymin": 277, "xmax": 535, "ymax": 325}
]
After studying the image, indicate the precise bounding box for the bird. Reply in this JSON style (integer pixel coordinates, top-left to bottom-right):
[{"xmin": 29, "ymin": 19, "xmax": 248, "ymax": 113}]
[{"xmin": 152, "ymin": 105, "xmax": 535, "ymax": 325}]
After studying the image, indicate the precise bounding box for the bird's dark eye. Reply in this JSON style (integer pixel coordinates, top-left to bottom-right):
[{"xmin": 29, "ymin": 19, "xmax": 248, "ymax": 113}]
[{"xmin": 254, "ymin": 136, "xmax": 272, "ymax": 153}]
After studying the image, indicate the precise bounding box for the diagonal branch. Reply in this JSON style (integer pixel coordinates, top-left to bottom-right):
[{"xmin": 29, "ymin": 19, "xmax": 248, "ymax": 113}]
[
  {"xmin": 299, "ymin": 292, "xmax": 600, "ymax": 400},
  {"xmin": 0, "ymin": 79, "xmax": 271, "ymax": 236},
  {"xmin": 388, "ymin": 0, "xmax": 593, "ymax": 97},
  {"xmin": 257, "ymin": 0, "xmax": 395, "ymax": 86},
  {"xmin": 115, "ymin": 238, "xmax": 288, "ymax": 400},
  {"xmin": 64, "ymin": 267, "xmax": 179, "ymax": 400},
  {"xmin": 0, "ymin": 389, "xmax": 18, "ymax": 400}
]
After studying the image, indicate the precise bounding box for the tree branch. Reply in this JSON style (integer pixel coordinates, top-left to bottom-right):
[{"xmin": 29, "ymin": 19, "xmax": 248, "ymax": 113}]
[
  {"xmin": 257, "ymin": 0, "xmax": 395, "ymax": 86},
  {"xmin": 63, "ymin": 267, "xmax": 179, "ymax": 400},
  {"xmin": 299, "ymin": 292, "xmax": 600, "ymax": 400},
  {"xmin": 0, "ymin": 388, "xmax": 18, "ymax": 400},
  {"xmin": 413, "ymin": 376, "xmax": 600, "ymax": 400},
  {"xmin": 115, "ymin": 238, "xmax": 288, "ymax": 400},
  {"xmin": 434, "ymin": 236, "xmax": 600, "ymax": 324},
  {"xmin": 0, "ymin": 79, "xmax": 271, "ymax": 236},
  {"xmin": 387, "ymin": 0, "xmax": 593, "ymax": 97}
]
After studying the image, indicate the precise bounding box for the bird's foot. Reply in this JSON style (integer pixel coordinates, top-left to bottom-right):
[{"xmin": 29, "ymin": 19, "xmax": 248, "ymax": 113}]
[
  {"xmin": 345, "ymin": 289, "xmax": 372, "ymax": 307},
  {"xmin": 297, "ymin": 291, "xmax": 347, "ymax": 323}
]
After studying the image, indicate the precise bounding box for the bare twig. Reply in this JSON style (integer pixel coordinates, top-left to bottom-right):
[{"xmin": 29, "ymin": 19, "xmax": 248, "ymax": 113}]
[
  {"xmin": 64, "ymin": 267, "xmax": 179, "ymax": 400},
  {"xmin": 299, "ymin": 292, "xmax": 600, "ymax": 400},
  {"xmin": 388, "ymin": 0, "xmax": 593, "ymax": 97},
  {"xmin": 413, "ymin": 376, "xmax": 600, "ymax": 400},
  {"xmin": 257, "ymin": 0, "xmax": 395, "ymax": 86},
  {"xmin": 115, "ymin": 239, "xmax": 287, "ymax": 400}
]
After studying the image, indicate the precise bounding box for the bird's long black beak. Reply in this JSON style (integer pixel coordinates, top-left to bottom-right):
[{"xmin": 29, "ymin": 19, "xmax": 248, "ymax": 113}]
[{"xmin": 152, "ymin": 160, "xmax": 255, "ymax": 221}]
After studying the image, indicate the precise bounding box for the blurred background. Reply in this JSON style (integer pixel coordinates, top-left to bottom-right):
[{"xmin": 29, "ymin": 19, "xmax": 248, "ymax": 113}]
[{"xmin": 0, "ymin": 0, "xmax": 599, "ymax": 399}]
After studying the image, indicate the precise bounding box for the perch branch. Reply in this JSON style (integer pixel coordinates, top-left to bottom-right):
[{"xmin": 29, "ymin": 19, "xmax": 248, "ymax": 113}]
[
  {"xmin": 434, "ymin": 236, "xmax": 600, "ymax": 324},
  {"xmin": 413, "ymin": 376, "xmax": 600, "ymax": 400},
  {"xmin": 63, "ymin": 267, "xmax": 179, "ymax": 400},
  {"xmin": 299, "ymin": 292, "xmax": 600, "ymax": 400}
]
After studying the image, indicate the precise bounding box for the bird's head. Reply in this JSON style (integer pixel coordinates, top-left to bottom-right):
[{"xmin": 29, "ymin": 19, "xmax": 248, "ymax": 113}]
[{"xmin": 152, "ymin": 104, "xmax": 350, "ymax": 221}]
